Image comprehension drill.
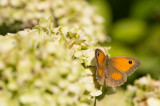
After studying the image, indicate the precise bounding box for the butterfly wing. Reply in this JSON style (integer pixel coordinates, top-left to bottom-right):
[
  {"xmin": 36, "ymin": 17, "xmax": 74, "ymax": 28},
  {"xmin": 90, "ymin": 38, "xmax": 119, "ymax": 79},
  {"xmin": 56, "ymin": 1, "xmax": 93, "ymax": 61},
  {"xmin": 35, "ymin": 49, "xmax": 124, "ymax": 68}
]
[
  {"xmin": 105, "ymin": 63, "xmax": 127, "ymax": 87},
  {"xmin": 95, "ymin": 49, "xmax": 106, "ymax": 85},
  {"xmin": 109, "ymin": 56, "xmax": 141, "ymax": 76}
]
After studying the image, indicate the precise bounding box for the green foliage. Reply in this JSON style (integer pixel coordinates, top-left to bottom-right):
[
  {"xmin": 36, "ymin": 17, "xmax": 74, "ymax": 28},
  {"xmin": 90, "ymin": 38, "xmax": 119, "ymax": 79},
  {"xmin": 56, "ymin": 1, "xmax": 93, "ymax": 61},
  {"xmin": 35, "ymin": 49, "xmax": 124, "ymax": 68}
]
[
  {"xmin": 130, "ymin": 0, "xmax": 160, "ymax": 20},
  {"xmin": 112, "ymin": 19, "xmax": 147, "ymax": 44}
]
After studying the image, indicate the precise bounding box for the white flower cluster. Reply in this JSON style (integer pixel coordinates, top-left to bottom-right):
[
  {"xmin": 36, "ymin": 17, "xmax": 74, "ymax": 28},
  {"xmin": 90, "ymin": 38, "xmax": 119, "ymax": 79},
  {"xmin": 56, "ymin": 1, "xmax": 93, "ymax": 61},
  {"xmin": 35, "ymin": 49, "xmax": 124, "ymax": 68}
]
[
  {"xmin": 0, "ymin": 17, "xmax": 110, "ymax": 106},
  {"xmin": 0, "ymin": 0, "xmax": 108, "ymax": 42},
  {"xmin": 127, "ymin": 75, "xmax": 160, "ymax": 106}
]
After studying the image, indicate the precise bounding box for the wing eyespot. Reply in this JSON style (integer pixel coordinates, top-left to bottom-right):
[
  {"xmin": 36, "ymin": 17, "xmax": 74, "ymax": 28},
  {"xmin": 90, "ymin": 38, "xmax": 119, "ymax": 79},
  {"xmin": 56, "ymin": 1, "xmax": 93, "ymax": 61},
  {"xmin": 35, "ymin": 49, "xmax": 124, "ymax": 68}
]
[
  {"xmin": 128, "ymin": 60, "xmax": 132, "ymax": 64},
  {"xmin": 97, "ymin": 52, "xmax": 99, "ymax": 56}
]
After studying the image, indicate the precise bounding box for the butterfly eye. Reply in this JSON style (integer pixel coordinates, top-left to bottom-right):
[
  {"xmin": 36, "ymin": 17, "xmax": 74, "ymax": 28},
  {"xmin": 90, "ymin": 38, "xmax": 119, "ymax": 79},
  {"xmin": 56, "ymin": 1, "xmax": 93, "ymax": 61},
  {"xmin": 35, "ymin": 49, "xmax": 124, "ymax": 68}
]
[
  {"xmin": 128, "ymin": 60, "xmax": 132, "ymax": 64},
  {"xmin": 97, "ymin": 52, "xmax": 99, "ymax": 56}
]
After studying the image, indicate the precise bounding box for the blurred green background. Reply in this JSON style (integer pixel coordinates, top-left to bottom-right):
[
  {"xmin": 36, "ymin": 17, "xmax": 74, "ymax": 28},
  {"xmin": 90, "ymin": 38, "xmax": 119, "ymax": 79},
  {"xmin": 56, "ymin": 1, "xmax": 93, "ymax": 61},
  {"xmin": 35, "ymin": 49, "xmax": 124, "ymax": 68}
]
[{"xmin": 88, "ymin": 0, "xmax": 160, "ymax": 85}]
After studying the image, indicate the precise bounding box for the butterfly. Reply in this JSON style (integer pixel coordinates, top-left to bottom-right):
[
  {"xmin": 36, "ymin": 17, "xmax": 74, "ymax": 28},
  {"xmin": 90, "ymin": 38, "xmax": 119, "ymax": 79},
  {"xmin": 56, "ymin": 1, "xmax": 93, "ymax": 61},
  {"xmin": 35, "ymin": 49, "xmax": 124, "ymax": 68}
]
[{"xmin": 95, "ymin": 48, "xmax": 141, "ymax": 87}]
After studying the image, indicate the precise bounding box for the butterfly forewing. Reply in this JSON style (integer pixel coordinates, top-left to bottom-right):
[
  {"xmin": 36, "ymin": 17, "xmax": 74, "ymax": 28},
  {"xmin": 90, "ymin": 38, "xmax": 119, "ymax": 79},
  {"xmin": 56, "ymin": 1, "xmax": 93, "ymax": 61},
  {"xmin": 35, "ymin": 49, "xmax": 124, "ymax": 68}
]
[
  {"xmin": 95, "ymin": 49, "xmax": 106, "ymax": 68},
  {"xmin": 95, "ymin": 49, "xmax": 106, "ymax": 85},
  {"xmin": 109, "ymin": 56, "xmax": 141, "ymax": 76}
]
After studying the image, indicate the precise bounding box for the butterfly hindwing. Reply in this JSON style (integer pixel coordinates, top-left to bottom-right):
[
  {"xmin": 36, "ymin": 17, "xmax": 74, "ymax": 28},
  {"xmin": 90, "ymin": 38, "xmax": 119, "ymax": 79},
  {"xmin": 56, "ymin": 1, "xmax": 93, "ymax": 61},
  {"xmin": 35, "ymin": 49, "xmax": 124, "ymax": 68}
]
[
  {"xmin": 106, "ymin": 63, "xmax": 127, "ymax": 87},
  {"xmin": 96, "ymin": 67, "xmax": 106, "ymax": 85}
]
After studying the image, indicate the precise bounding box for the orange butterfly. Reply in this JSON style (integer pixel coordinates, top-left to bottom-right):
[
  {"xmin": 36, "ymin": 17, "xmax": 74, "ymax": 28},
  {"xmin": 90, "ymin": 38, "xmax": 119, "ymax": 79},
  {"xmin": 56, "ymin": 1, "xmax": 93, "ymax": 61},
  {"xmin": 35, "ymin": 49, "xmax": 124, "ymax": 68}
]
[{"xmin": 95, "ymin": 49, "xmax": 141, "ymax": 87}]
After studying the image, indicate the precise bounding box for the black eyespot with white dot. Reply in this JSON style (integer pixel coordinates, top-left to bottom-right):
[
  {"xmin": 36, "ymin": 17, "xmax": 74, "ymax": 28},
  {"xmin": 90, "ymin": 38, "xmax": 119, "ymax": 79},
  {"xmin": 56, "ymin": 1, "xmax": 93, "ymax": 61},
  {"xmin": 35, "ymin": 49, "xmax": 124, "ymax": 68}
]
[
  {"xmin": 98, "ymin": 52, "xmax": 99, "ymax": 56},
  {"xmin": 129, "ymin": 60, "xmax": 132, "ymax": 64}
]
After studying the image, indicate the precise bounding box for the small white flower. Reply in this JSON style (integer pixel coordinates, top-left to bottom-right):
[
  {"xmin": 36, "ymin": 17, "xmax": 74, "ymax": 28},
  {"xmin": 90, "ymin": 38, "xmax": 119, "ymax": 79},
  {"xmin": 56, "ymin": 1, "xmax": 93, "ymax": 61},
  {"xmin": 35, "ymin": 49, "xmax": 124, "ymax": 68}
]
[
  {"xmin": 147, "ymin": 97, "xmax": 160, "ymax": 106},
  {"xmin": 90, "ymin": 90, "xmax": 102, "ymax": 97},
  {"xmin": 0, "ymin": 38, "xmax": 17, "ymax": 53},
  {"xmin": 0, "ymin": 61, "xmax": 5, "ymax": 70}
]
